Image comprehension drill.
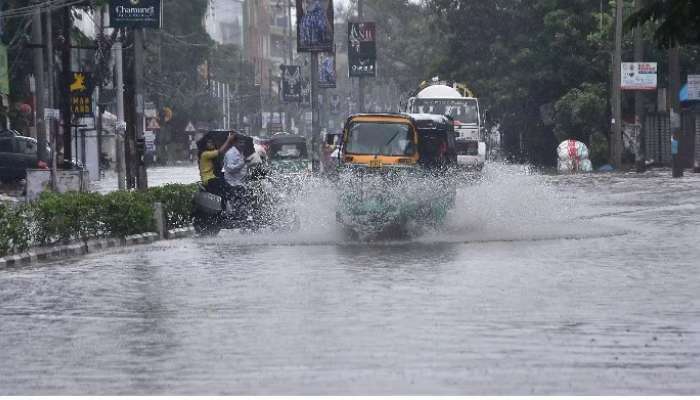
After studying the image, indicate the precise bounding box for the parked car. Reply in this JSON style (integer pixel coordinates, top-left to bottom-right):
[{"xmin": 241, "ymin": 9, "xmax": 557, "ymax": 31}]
[
  {"xmin": 0, "ymin": 130, "xmax": 82, "ymax": 183},
  {"xmin": 0, "ymin": 130, "xmax": 49, "ymax": 183}
]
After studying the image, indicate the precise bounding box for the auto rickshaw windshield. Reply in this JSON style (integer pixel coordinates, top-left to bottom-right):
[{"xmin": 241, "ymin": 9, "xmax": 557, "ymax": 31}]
[{"xmin": 346, "ymin": 122, "xmax": 415, "ymax": 156}]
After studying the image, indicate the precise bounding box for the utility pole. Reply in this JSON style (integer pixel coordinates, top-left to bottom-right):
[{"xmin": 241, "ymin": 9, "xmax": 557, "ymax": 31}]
[
  {"xmin": 669, "ymin": 46, "xmax": 682, "ymax": 178},
  {"xmin": 633, "ymin": 0, "xmax": 645, "ymax": 173},
  {"xmin": 31, "ymin": 6, "xmax": 48, "ymax": 163},
  {"xmin": 357, "ymin": 0, "xmax": 365, "ymax": 113},
  {"xmin": 45, "ymin": 1, "xmax": 57, "ymax": 187},
  {"xmin": 611, "ymin": 0, "xmax": 623, "ymax": 168},
  {"xmin": 134, "ymin": 28, "xmax": 148, "ymax": 190},
  {"xmin": 61, "ymin": 6, "xmax": 72, "ymax": 167},
  {"xmin": 95, "ymin": 5, "xmax": 104, "ymax": 179},
  {"xmin": 311, "ymin": 52, "xmax": 320, "ymax": 172},
  {"xmin": 114, "ymin": 38, "xmax": 126, "ymax": 190}
]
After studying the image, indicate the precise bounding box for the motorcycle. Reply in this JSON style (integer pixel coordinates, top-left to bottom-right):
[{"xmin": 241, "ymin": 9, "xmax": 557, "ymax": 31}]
[{"xmin": 191, "ymin": 163, "xmax": 299, "ymax": 236}]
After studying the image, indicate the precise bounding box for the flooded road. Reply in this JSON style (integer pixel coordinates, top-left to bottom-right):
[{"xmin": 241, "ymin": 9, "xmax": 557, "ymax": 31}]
[{"xmin": 1, "ymin": 165, "xmax": 699, "ymax": 394}]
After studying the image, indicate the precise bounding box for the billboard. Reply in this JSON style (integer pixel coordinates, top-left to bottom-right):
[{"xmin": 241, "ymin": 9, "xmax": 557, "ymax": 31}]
[
  {"xmin": 109, "ymin": 0, "xmax": 162, "ymax": 29},
  {"xmin": 281, "ymin": 65, "xmax": 302, "ymax": 102},
  {"xmin": 69, "ymin": 72, "xmax": 94, "ymax": 118},
  {"xmin": 296, "ymin": 0, "xmax": 334, "ymax": 52},
  {"xmin": 621, "ymin": 62, "xmax": 657, "ymax": 90},
  {"xmin": 318, "ymin": 50, "xmax": 337, "ymax": 88},
  {"xmin": 687, "ymin": 75, "xmax": 700, "ymax": 101},
  {"xmin": 348, "ymin": 22, "xmax": 376, "ymax": 77}
]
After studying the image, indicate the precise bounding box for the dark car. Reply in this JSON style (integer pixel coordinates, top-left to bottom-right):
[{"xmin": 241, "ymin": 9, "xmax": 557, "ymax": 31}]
[{"xmin": 0, "ymin": 130, "xmax": 49, "ymax": 183}]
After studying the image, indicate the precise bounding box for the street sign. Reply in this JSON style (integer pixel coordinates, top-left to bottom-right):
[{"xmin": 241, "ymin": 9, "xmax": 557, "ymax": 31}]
[
  {"xmin": 146, "ymin": 117, "xmax": 160, "ymax": 130},
  {"xmin": 44, "ymin": 108, "xmax": 60, "ymax": 121},
  {"xmin": 348, "ymin": 22, "xmax": 377, "ymax": 78},
  {"xmin": 296, "ymin": 0, "xmax": 334, "ymax": 52},
  {"xmin": 687, "ymin": 75, "xmax": 700, "ymax": 100},
  {"xmin": 69, "ymin": 71, "xmax": 94, "ymax": 118},
  {"xmin": 144, "ymin": 131, "xmax": 156, "ymax": 154},
  {"xmin": 621, "ymin": 62, "xmax": 657, "ymax": 90},
  {"xmin": 109, "ymin": 0, "xmax": 162, "ymax": 29},
  {"xmin": 185, "ymin": 121, "xmax": 196, "ymax": 132}
]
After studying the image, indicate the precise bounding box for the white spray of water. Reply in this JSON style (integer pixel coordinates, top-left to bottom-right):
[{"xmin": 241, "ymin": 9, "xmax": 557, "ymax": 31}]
[{"xmin": 204, "ymin": 163, "xmax": 625, "ymax": 246}]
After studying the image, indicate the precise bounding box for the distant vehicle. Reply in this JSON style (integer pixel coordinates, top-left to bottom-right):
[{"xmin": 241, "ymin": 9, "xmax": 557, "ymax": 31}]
[
  {"xmin": 410, "ymin": 113, "xmax": 458, "ymax": 169},
  {"xmin": 405, "ymin": 78, "xmax": 486, "ymax": 170},
  {"xmin": 266, "ymin": 135, "xmax": 310, "ymax": 173}
]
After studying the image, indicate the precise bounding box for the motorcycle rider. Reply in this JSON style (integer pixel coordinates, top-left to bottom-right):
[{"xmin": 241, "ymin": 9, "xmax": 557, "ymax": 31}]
[{"xmin": 199, "ymin": 133, "xmax": 237, "ymax": 198}]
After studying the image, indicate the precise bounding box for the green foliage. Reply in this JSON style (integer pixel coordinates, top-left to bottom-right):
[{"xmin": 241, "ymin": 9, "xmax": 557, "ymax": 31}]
[
  {"xmin": 0, "ymin": 185, "xmax": 197, "ymax": 256},
  {"xmin": 589, "ymin": 132, "xmax": 610, "ymax": 168},
  {"xmin": 0, "ymin": 204, "xmax": 31, "ymax": 257},
  {"xmin": 31, "ymin": 192, "xmax": 103, "ymax": 244},
  {"xmin": 138, "ymin": 184, "xmax": 197, "ymax": 230},
  {"xmin": 99, "ymin": 191, "xmax": 156, "ymax": 238},
  {"xmin": 554, "ymin": 83, "xmax": 608, "ymax": 143},
  {"xmin": 428, "ymin": 0, "xmax": 612, "ymax": 165},
  {"xmin": 625, "ymin": 0, "xmax": 700, "ymax": 47}
]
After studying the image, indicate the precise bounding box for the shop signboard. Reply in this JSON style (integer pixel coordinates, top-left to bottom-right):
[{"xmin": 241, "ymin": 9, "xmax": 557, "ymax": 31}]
[
  {"xmin": 109, "ymin": 0, "xmax": 162, "ymax": 29},
  {"xmin": 621, "ymin": 62, "xmax": 657, "ymax": 90}
]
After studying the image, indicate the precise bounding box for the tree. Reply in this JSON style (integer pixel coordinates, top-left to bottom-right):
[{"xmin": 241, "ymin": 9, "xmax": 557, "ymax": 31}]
[
  {"xmin": 625, "ymin": 0, "xmax": 700, "ymax": 47},
  {"xmin": 427, "ymin": 0, "xmax": 614, "ymax": 165}
]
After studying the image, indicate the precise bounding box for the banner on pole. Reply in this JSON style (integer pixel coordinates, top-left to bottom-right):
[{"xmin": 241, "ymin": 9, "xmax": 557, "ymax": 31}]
[
  {"xmin": 296, "ymin": 0, "xmax": 334, "ymax": 52},
  {"xmin": 301, "ymin": 79, "xmax": 311, "ymax": 105},
  {"xmin": 348, "ymin": 22, "xmax": 376, "ymax": 77},
  {"xmin": 69, "ymin": 71, "xmax": 94, "ymax": 118},
  {"xmin": 109, "ymin": 0, "xmax": 162, "ymax": 29},
  {"xmin": 318, "ymin": 50, "xmax": 337, "ymax": 88},
  {"xmin": 281, "ymin": 65, "xmax": 302, "ymax": 102},
  {"xmin": 621, "ymin": 62, "xmax": 657, "ymax": 90}
]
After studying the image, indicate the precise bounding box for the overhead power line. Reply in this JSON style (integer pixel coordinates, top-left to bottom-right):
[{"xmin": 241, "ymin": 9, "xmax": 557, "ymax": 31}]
[{"xmin": 0, "ymin": 0, "xmax": 88, "ymax": 19}]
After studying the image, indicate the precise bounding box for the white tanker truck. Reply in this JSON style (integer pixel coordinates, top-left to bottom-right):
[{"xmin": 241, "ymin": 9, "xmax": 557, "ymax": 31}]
[{"xmin": 405, "ymin": 79, "xmax": 486, "ymax": 169}]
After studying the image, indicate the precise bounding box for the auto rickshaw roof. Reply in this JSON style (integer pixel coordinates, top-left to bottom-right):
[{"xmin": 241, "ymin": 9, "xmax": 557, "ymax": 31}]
[{"xmin": 345, "ymin": 113, "xmax": 416, "ymax": 126}]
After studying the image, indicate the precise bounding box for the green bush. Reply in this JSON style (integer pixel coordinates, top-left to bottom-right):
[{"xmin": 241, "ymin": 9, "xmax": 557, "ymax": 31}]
[
  {"xmin": 0, "ymin": 204, "xmax": 31, "ymax": 257},
  {"xmin": 100, "ymin": 191, "xmax": 155, "ymax": 238},
  {"xmin": 0, "ymin": 184, "xmax": 196, "ymax": 256},
  {"xmin": 141, "ymin": 184, "xmax": 196, "ymax": 230},
  {"xmin": 31, "ymin": 191, "xmax": 104, "ymax": 244}
]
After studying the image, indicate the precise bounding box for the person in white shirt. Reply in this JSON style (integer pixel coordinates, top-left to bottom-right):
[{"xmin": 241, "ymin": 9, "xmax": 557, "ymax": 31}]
[{"xmin": 223, "ymin": 140, "xmax": 247, "ymax": 187}]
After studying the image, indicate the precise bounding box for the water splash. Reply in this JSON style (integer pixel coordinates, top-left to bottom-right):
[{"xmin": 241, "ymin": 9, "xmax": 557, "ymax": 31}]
[{"xmin": 200, "ymin": 163, "xmax": 623, "ymax": 246}]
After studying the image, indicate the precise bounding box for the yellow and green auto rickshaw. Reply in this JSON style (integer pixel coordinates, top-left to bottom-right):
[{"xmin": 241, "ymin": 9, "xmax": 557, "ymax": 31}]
[{"xmin": 335, "ymin": 113, "xmax": 457, "ymax": 239}]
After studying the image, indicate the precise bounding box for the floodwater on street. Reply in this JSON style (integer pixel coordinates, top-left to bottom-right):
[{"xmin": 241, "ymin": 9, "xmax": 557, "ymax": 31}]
[
  {"xmin": 1, "ymin": 164, "xmax": 699, "ymax": 395},
  {"xmin": 92, "ymin": 164, "xmax": 200, "ymax": 193}
]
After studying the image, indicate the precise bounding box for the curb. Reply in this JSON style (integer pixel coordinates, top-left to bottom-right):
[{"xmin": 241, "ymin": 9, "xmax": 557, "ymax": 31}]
[
  {"xmin": 0, "ymin": 231, "xmax": 165, "ymax": 269},
  {"xmin": 167, "ymin": 227, "xmax": 195, "ymax": 240}
]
